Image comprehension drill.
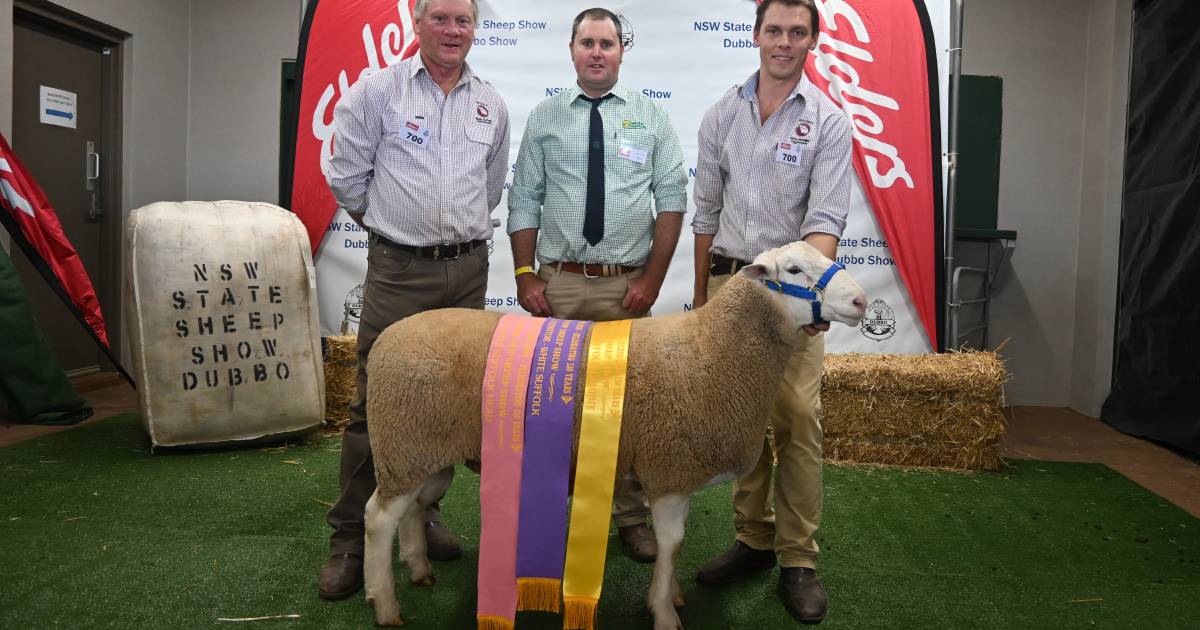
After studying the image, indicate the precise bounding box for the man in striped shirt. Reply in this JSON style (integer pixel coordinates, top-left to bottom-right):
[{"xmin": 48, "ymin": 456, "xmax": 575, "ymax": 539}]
[
  {"xmin": 690, "ymin": 0, "xmax": 852, "ymax": 623},
  {"xmin": 318, "ymin": 0, "xmax": 509, "ymax": 601},
  {"xmin": 507, "ymin": 8, "xmax": 688, "ymax": 562}
]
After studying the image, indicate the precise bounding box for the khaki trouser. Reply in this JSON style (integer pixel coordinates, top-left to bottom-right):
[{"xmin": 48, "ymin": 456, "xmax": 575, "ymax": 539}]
[
  {"xmin": 327, "ymin": 234, "xmax": 489, "ymax": 557},
  {"xmin": 708, "ymin": 273, "xmax": 824, "ymax": 569},
  {"xmin": 539, "ymin": 264, "xmax": 650, "ymax": 528}
]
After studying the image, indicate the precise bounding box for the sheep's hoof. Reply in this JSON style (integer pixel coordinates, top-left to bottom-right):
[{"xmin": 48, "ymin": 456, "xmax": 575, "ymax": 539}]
[
  {"xmin": 369, "ymin": 597, "xmax": 404, "ymax": 626},
  {"xmin": 411, "ymin": 573, "xmax": 436, "ymax": 587}
]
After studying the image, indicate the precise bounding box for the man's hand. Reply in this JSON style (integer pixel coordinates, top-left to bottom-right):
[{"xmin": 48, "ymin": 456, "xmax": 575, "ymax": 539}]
[
  {"xmin": 801, "ymin": 322, "xmax": 830, "ymax": 337},
  {"xmin": 516, "ymin": 273, "xmax": 552, "ymax": 317},
  {"xmin": 623, "ymin": 274, "xmax": 662, "ymax": 316}
]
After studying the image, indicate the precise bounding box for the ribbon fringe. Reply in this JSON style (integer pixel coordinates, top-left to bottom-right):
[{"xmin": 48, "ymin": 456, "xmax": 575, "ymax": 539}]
[
  {"xmin": 477, "ymin": 615, "xmax": 515, "ymax": 630},
  {"xmin": 516, "ymin": 577, "xmax": 562, "ymax": 613},
  {"xmin": 563, "ymin": 596, "xmax": 598, "ymax": 630}
]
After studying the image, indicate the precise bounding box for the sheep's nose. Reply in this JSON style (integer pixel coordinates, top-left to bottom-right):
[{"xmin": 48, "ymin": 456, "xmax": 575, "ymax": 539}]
[{"xmin": 853, "ymin": 295, "xmax": 867, "ymax": 313}]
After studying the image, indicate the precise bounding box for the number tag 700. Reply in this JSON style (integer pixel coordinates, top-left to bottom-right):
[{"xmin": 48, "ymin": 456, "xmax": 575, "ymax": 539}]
[{"xmin": 775, "ymin": 142, "xmax": 802, "ymax": 166}]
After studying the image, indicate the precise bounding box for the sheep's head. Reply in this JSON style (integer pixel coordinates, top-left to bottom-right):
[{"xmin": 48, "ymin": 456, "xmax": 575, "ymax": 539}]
[{"xmin": 741, "ymin": 241, "xmax": 867, "ymax": 328}]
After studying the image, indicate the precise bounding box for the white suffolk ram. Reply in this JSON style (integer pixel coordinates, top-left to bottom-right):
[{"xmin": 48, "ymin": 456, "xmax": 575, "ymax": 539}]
[{"xmin": 362, "ymin": 240, "xmax": 867, "ymax": 629}]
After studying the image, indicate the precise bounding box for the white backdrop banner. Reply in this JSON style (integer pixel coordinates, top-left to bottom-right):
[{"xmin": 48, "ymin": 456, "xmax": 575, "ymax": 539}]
[{"xmin": 297, "ymin": 0, "xmax": 949, "ymax": 353}]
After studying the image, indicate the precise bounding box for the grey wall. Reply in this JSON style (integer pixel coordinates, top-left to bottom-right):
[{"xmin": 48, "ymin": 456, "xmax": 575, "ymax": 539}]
[
  {"xmin": 49, "ymin": 0, "xmax": 192, "ymax": 213},
  {"xmin": 185, "ymin": 0, "xmax": 301, "ymax": 203},
  {"xmin": 1069, "ymin": 2, "xmax": 1131, "ymax": 418},
  {"xmin": 962, "ymin": 0, "xmax": 1129, "ymax": 411}
]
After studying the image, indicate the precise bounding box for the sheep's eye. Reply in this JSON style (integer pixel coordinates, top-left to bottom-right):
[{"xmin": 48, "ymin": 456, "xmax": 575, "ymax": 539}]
[{"xmin": 785, "ymin": 266, "xmax": 802, "ymax": 275}]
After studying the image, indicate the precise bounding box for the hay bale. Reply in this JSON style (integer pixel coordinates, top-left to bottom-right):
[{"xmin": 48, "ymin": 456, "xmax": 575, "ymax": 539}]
[
  {"xmin": 820, "ymin": 351, "xmax": 1008, "ymax": 471},
  {"xmin": 323, "ymin": 335, "xmax": 358, "ymax": 433}
]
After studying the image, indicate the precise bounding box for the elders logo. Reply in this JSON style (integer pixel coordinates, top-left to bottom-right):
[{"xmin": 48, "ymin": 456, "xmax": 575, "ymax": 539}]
[
  {"xmin": 795, "ymin": 122, "xmax": 811, "ymax": 138},
  {"xmin": 860, "ymin": 298, "xmax": 896, "ymax": 341}
]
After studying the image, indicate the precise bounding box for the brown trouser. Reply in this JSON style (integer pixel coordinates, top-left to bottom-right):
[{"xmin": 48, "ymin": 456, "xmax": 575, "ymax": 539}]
[
  {"xmin": 708, "ymin": 272, "xmax": 824, "ymax": 569},
  {"xmin": 538, "ymin": 264, "xmax": 650, "ymax": 527},
  {"xmin": 327, "ymin": 234, "xmax": 489, "ymax": 557}
]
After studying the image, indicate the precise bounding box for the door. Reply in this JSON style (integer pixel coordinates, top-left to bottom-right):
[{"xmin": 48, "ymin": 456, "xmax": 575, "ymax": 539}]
[{"xmin": 10, "ymin": 17, "xmax": 111, "ymax": 375}]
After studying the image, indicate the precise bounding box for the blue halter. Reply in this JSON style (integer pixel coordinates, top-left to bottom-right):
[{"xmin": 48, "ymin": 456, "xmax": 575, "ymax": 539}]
[{"xmin": 761, "ymin": 261, "xmax": 845, "ymax": 325}]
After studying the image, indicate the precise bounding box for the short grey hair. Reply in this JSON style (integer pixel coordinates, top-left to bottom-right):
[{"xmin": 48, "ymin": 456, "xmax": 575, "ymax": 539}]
[{"xmin": 414, "ymin": 0, "xmax": 479, "ymax": 23}]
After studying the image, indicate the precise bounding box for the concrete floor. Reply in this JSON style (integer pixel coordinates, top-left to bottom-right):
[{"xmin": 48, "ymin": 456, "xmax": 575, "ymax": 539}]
[{"xmin": 2, "ymin": 372, "xmax": 1198, "ymax": 518}]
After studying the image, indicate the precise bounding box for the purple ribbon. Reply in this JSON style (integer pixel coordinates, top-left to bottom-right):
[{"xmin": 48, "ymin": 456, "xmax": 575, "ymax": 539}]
[{"xmin": 516, "ymin": 318, "xmax": 591, "ymax": 581}]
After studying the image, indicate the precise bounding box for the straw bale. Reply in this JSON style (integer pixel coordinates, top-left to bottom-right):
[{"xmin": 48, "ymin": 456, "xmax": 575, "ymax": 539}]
[
  {"xmin": 818, "ymin": 350, "xmax": 1009, "ymax": 471},
  {"xmin": 323, "ymin": 335, "xmax": 358, "ymax": 433}
]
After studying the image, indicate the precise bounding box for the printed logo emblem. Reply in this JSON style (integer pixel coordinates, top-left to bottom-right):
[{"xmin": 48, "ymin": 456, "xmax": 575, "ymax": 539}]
[
  {"xmin": 622, "ymin": 119, "xmax": 647, "ymax": 129},
  {"xmin": 475, "ymin": 102, "xmax": 493, "ymax": 125},
  {"xmin": 405, "ymin": 121, "xmax": 420, "ymax": 131},
  {"xmin": 859, "ymin": 298, "xmax": 896, "ymax": 341},
  {"xmin": 341, "ymin": 284, "xmax": 364, "ymax": 334},
  {"xmin": 796, "ymin": 122, "xmax": 811, "ymax": 138},
  {"xmin": 779, "ymin": 142, "xmax": 793, "ymax": 150}
]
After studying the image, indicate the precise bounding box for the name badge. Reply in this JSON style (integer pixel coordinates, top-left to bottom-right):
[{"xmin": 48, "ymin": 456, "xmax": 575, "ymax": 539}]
[
  {"xmin": 775, "ymin": 142, "xmax": 802, "ymax": 166},
  {"xmin": 402, "ymin": 119, "xmax": 430, "ymax": 148},
  {"xmin": 618, "ymin": 140, "xmax": 648, "ymax": 165}
]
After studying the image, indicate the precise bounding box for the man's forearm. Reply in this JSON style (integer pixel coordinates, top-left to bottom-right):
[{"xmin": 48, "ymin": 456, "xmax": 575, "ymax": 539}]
[
  {"xmin": 642, "ymin": 212, "xmax": 684, "ymax": 284},
  {"xmin": 803, "ymin": 232, "xmax": 839, "ymax": 261},
  {"xmin": 509, "ymin": 228, "xmax": 540, "ymax": 269},
  {"xmin": 694, "ymin": 232, "xmax": 714, "ymax": 293}
]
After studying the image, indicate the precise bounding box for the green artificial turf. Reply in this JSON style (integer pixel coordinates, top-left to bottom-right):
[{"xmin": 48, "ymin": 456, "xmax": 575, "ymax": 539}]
[{"xmin": 1, "ymin": 413, "xmax": 1197, "ymax": 629}]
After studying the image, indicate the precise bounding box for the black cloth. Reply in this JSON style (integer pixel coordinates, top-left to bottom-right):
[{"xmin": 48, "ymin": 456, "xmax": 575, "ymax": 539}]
[
  {"xmin": 1101, "ymin": 0, "xmax": 1200, "ymax": 456},
  {"xmin": 581, "ymin": 93, "xmax": 614, "ymax": 246}
]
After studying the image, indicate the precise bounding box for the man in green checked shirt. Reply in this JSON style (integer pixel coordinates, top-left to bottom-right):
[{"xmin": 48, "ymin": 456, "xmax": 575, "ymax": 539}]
[{"xmin": 506, "ymin": 7, "xmax": 688, "ymax": 563}]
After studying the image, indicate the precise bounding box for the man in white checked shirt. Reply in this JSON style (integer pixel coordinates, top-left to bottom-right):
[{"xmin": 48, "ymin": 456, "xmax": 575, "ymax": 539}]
[
  {"xmin": 507, "ymin": 8, "xmax": 688, "ymax": 563},
  {"xmin": 690, "ymin": 0, "xmax": 851, "ymax": 623},
  {"xmin": 318, "ymin": 0, "xmax": 510, "ymax": 601}
]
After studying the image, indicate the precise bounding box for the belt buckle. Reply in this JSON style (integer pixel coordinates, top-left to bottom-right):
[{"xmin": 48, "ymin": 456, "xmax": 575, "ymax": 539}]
[
  {"xmin": 583, "ymin": 263, "xmax": 600, "ymax": 279},
  {"xmin": 434, "ymin": 243, "xmax": 461, "ymax": 261}
]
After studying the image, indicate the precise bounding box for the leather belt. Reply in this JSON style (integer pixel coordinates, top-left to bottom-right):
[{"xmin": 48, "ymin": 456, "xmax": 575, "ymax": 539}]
[
  {"xmin": 373, "ymin": 233, "xmax": 486, "ymax": 261},
  {"xmin": 709, "ymin": 253, "xmax": 751, "ymax": 277},
  {"xmin": 550, "ymin": 261, "xmax": 640, "ymax": 278}
]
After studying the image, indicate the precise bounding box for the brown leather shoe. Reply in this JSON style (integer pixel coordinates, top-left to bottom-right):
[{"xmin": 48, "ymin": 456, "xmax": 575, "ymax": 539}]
[
  {"xmin": 425, "ymin": 521, "xmax": 463, "ymax": 561},
  {"xmin": 696, "ymin": 541, "xmax": 776, "ymax": 585},
  {"xmin": 778, "ymin": 567, "xmax": 827, "ymax": 623},
  {"xmin": 317, "ymin": 553, "xmax": 363, "ymax": 601},
  {"xmin": 617, "ymin": 523, "xmax": 658, "ymax": 563}
]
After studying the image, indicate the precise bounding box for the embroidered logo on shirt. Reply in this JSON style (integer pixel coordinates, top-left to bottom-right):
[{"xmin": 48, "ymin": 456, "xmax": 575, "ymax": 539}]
[
  {"xmin": 622, "ymin": 120, "xmax": 646, "ymax": 129},
  {"xmin": 475, "ymin": 102, "xmax": 493, "ymax": 125}
]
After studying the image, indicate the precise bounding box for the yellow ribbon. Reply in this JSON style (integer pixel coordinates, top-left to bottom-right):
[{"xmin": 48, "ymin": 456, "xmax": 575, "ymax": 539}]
[{"xmin": 562, "ymin": 319, "xmax": 633, "ymax": 630}]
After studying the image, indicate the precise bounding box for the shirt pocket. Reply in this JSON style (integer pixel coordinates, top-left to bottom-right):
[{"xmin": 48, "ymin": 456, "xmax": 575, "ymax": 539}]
[
  {"xmin": 611, "ymin": 129, "xmax": 654, "ymax": 176},
  {"xmin": 381, "ymin": 116, "xmax": 431, "ymax": 165},
  {"xmin": 461, "ymin": 122, "xmax": 495, "ymax": 173},
  {"xmin": 769, "ymin": 146, "xmax": 815, "ymax": 200}
]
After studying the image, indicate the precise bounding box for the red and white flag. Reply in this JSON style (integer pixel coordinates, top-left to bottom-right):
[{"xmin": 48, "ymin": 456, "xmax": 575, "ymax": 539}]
[
  {"xmin": 0, "ymin": 132, "xmax": 110, "ymax": 348},
  {"xmin": 805, "ymin": 0, "xmax": 945, "ymax": 349}
]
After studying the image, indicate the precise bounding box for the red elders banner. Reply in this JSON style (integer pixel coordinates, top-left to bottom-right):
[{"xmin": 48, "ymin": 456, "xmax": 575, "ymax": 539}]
[
  {"xmin": 804, "ymin": 0, "xmax": 944, "ymax": 348},
  {"xmin": 290, "ymin": 0, "xmax": 420, "ymax": 257},
  {"xmin": 0, "ymin": 132, "xmax": 109, "ymax": 347}
]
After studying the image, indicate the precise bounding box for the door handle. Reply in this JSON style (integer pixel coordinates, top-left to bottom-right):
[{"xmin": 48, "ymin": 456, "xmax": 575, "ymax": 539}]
[{"xmin": 85, "ymin": 140, "xmax": 100, "ymax": 191}]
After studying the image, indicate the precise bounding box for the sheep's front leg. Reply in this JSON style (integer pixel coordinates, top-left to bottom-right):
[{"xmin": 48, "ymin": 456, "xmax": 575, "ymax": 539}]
[
  {"xmin": 364, "ymin": 489, "xmax": 415, "ymax": 626},
  {"xmin": 648, "ymin": 493, "xmax": 690, "ymax": 630}
]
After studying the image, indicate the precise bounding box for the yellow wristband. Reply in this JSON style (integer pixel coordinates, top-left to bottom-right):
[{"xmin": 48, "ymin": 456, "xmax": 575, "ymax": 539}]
[{"xmin": 514, "ymin": 265, "xmax": 536, "ymax": 278}]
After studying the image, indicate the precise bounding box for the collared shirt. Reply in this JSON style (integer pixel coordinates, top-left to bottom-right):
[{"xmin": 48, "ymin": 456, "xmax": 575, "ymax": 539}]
[
  {"xmin": 692, "ymin": 72, "xmax": 852, "ymax": 262},
  {"xmin": 327, "ymin": 55, "xmax": 510, "ymax": 246},
  {"xmin": 507, "ymin": 84, "xmax": 688, "ymax": 267}
]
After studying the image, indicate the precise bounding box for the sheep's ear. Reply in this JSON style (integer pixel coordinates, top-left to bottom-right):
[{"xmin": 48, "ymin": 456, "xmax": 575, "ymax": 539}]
[{"xmin": 741, "ymin": 263, "xmax": 771, "ymax": 281}]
